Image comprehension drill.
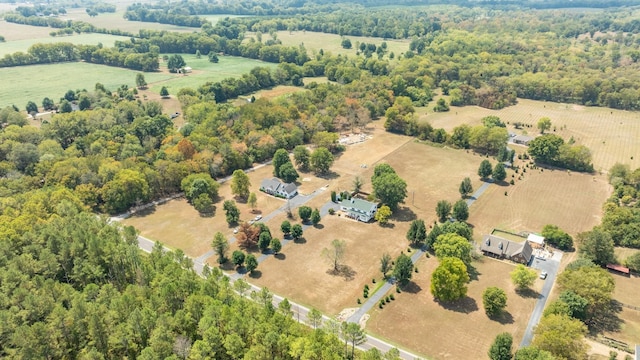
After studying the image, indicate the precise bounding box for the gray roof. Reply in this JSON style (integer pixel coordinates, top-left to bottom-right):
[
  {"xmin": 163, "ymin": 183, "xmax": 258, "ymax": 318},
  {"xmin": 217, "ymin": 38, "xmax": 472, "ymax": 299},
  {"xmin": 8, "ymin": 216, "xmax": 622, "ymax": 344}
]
[
  {"xmin": 481, "ymin": 235, "xmax": 532, "ymax": 261},
  {"xmin": 339, "ymin": 198, "xmax": 377, "ymax": 213},
  {"xmin": 282, "ymin": 182, "xmax": 297, "ymax": 194},
  {"xmin": 513, "ymin": 135, "xmax": 534, "ymax": 143},
  {"xmin": 260, "ymin": 177, "xmax": 296, "ymax": 194}
]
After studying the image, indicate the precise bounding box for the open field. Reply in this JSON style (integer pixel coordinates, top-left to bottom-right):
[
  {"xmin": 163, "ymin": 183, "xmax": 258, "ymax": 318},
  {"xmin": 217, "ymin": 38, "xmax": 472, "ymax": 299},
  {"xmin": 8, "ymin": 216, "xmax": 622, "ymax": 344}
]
[
  {"xmin": 367, "ymin": 256, "xmax": 540, "ymax": 360},
  {"xmin": 467, "ymin": 167, "xmax": 611, "ymax": 239},
  {"xmin": 250, "ymin": 214, "xmax": 410, "ymax": 315},
  {"xmin": 0, "ymin": 33, "xmax": 132, "ymax": 57},
  {"xmin": 64, "ymin": 9, "xmax": 200, "ymax": 34},
  {"xmin": 122, "ymin": 164, "xmax": 285, "ymax": 258},
  {"xmin": 418, "ymin": 98, "xmax": 640, "ymax": 171},
  {"xmin": 615, "ymin": 247, "xmax": 640, "ymax": 262},
  {"xmin": 0, "ymin": 20, "xmax": 58, "ymax": 41},
  {"xmin": 248, "ymin": 31, "xmax": 410, "ymax": 57}
]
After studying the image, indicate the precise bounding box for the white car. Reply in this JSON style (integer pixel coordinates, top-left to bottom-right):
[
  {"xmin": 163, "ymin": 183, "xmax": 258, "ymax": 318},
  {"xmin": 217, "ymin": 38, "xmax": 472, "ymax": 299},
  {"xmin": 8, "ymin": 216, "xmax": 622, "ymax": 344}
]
[
  {"xmin": 539, "ymin": 271, "xmax": 548, "ymax": 280},
  {"xmin": 254, "ymin": 215, "xmax": 262, "ymax": 221},
  {"xmin": 233, "ymin": 228, "xmax": 239, "ymax": 234}
]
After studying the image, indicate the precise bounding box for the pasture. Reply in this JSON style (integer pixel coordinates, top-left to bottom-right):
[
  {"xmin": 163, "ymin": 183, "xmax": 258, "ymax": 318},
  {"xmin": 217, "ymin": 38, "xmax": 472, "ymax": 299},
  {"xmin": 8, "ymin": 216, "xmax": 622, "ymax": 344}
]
[
  {"xmin": 367, "ymin": 256, "xmax": 539, "ymax": 360},
  {"xmin": 0, "ymin": 33, "xmax": 132, "ymax": 57},
  {"xmin": 0, "ymin": 20, "xmax": 58, "ymax": 41},
  {"xmin": 64, "ymin": 9, "xmax": 200, "ymax": 34}
]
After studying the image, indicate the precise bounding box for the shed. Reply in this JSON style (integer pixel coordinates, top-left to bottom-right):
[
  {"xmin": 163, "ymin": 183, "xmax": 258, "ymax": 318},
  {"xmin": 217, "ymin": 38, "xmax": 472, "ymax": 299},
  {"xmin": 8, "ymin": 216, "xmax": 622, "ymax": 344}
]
[
  {"xmin": 183, "ymin": 66, "xmax": 192, "ymax": 73},
  {"xmin": 606, "ymin": 264, "xmax": 630, "ymax": 277},
  {"xmin": 527, "ymin": 233, "xmax": 545, "ymax": 246},
  {"xmin": 513, "ymin": 135, "xmax": 534, "ymax": 146}
]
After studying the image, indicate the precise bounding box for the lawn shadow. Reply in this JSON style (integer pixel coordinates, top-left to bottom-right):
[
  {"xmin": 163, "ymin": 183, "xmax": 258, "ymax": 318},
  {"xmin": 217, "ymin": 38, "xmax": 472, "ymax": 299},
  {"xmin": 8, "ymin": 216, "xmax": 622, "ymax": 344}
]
[
  {"xmin": 378, "ymin": 222, "xmax": 395, "ymax": 229},
  {"xmin": 590, "ymin": 301, "xmax": 623, "ymax": 334},
  {"xmin": 490, "ymin": 311, "xmax": 515, "ymax": 324},
  {"xmin": 316, "ymin": 171, "xmax": 340, "ymax": 180},
  {"xmin": 437, "ymin": 296, "xmax": 479, "ymax": 314},
  {"xmin": 198, "ymin": 209, "xmax": 215, "ymax": 218},
  {"xmin": 516, "ymin": 288, "xmax": 540, "ymax": 299},
  {"xmin": 248, "ymin": 270, "xmax": 262, "ymax": 279},
  {"xmin": 467, "ymin": 263, "xmax": 481, "ymax": 281},
  {"xmin": 326, "ymin": 264, "xmax": 356, "ymax": 281},
  {"xmin": 402, "ymin": 281, "xmax": 422, "ymax": 294},
  {"xmin": 393, "ymin": 206, "xmax": 417, "ymax": 222},
  {"xmin": 274, "ymin": 253, "xmax": 286, "ymax": 260},
  {"xmin": 293, "ymin": 237, "xmax": 307, "ymax": 244},
  {"xmin": 132, "ymin": 204, "xmax": 158, "ymax": 217},
  {"xmin": 219, "ymin": 261, "xmax": 236, "ymax": 271},
  {"xmin": 314, "ymin": 224, "xmax": 325, "ymax": 230}
]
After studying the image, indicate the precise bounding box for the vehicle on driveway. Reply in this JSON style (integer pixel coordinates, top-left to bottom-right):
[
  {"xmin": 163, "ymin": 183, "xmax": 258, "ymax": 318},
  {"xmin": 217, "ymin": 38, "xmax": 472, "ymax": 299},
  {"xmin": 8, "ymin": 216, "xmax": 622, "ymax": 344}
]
[
  {"xmin": 539, "ymin": 271, "xmax": 548, "ymax": 280},
  {"xmin": 254, "ymin": 215, "xmax": 262, "ymax": 221}
]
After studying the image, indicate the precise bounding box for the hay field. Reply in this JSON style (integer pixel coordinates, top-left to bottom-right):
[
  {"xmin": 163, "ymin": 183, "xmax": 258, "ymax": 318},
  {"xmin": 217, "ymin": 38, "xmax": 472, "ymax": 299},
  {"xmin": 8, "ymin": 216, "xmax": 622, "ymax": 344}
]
[
  {"xmin": 0, "ymin": 20, "xmax": 56, "ymax": 41},
  {"xmin": 0, "ymin": 33, "xmax": 131, "ymax": 56},
  {"xmin": 64, "ymin": 9, "xmax": 200, "ymax": 33}
]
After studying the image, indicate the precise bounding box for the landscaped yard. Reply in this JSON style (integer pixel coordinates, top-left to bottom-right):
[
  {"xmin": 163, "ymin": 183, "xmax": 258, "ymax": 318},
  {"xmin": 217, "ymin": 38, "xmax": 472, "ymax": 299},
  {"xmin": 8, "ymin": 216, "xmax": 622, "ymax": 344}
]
[{"xmin": 367, "ymin": 256, "xmax": 540, "ymax": 360}]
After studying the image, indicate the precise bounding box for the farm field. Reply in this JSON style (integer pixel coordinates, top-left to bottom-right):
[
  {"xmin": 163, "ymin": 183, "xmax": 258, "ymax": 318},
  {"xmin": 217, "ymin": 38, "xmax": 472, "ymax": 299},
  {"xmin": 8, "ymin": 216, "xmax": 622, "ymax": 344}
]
[
  {"xmin": 64, "ymin": 9, "xmax": 200, "ymax": 33},
  {"xmin": 248, "ymin": 30, "xmax": 410, "ymax": 57},
  {"xmin": 605, "ymin": 270, "xmax": 640, "ymax": 349},
  {"xmin": 0, "ymin": 20, "xmax": 58, "ymax": 41},
  {"xmin": 0, "ymin": 33, "xmax": 132, "ymax": 57},
  {"xmin": 367, "ymin": 256, "xmax": 540, "ymax": 360},
  {"xmin": 418, "ymin": 98, "xmax": 640, "ymax": 171},
  {"xmin": 467, "ymin": 167, "xmax": 611, "ymax": 239}
]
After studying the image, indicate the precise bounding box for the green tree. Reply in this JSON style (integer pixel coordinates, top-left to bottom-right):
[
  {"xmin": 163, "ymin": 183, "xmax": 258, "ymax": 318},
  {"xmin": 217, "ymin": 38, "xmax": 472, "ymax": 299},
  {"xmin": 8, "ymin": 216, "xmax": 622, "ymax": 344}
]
[
  {"xmin": 232, "ymin": 250, "xmax": 245, "ymax": 268},
  {"xmin": 557, "ymin": 265, "xmax": 614, "ymax": 326},
  {"xmin": 341, "ymin": 38, "xmax": 352, "ymax": 49},
  {"xmin": 625, "ymin": 252, "xmax": 640, "ymax": 272},
  {"xmin": 537, "ymin": 117, "xmax": 552, "ymax": 134},
  {"xmin": 375, "ymin": 205, "xmax": 392, "ymax": 225},
  {"xmin": 310, "ymin": 147, "xmax": 334, "ymax": 174},
  {"xmin": 272, "ymin": 148, "xmax": 291, "ymax": 178},
  {"xmin": 281, "ymin": 220, "xmax": 291, "ymax": 236},
  {"xmin": 578, "ymin": 227, "xmax": 616, "ymax": 266},
  {"xmin": 298, "ymin": 206, "xmax": 312, "ymax": 222},
  {"xmin": 393, "ymin": 253, "xmax": 414, "ymax": 288},
  {"xmin": 26, "ymin": 100, "xmax": 38, "ymax": 113},
  {"xmin": 514, "ymin": 346, "xmax": 555, "ymax": 360},
  {"xmin": 247, "ymin": 192, "xmax": 258, "ymax": 212},
  {"xmin": 541, "ymin": 224, "xmax": 573, "ymax": 250},
  {"xmin": 433, "ymin": 233, "xmax": 473, "ymax": 266},
  {"xmin": 270, "ymin": 238, "xmax": 282, "ymax": 255},
  {"xmin": 59, "ymin": 99, "xmax": 72, "ymax": 113},
  {"xmin": 435, "ymin": 200, "xmax": 452, "ymax": 223},
  {"xmin": 42, "ymin": 97, "xmax": 54, "ymax": 110},
  {"xmin": 430, "ymin": 257, "xmax": 470, "ymax": 302},
  {"xmin": 181, "ymin": 173, "xmax": 219, "ymax": 204},
  {"xmin": 279, "ymin": 162, "xmax": 299, "ymax": 183},
  {"xmin": 559, "ymin": 290, "xmax": 589, "ymax": 321},
  {"xmin": 230, "ymin": 169, "xmax": 251, "ymax": 199},
  {"xmin": 488, "ymin": 332, "xmax": 513, "ymax": 360},
  {"xmin": 322, "ymin": 239, "xmax": 346, "ymax": 271},
  {"xmin": 167, "ymin": 54, "xmax": 186, "ymax": 72},
  {"xmin": 352, "ymin": 176, "xmax": 364, "ymax": 193},
  {"xmin": 101, "ymin": 169, "xmax": 150, "ymax": 214},
  {"xmin": 193, "ymin": 193, "xmax": 214, "ymax": 213},
  {"xmin": 211, "ymin": 232, "xmax": 229, "ymax": 264},
  {"xmin": 293, "ymin": 145, "xmax": 310, "ymax": 171},
  {"xmin": 528, "ymin": 135, "xmax": 564, "ymax": 164},
  {"xmin": 532, "ymin": 314, "xmax": 587, "ymax": 360},
  {"xmin": 406, "ymin": 219, "xmax": 427, "ymax": 246},
  {"xmin": 223, "ymin": 200, "xmax": 240, "ymax": 225},
  {"xmin": 493, "ymin": 163, "xmax": 507, "ymax": 182},
  {"xmin": 208, "ymin": 52, "xmax": 219, "ymax": 63},
  {"xmin": 342, "ymin": 322, "xmax": 366, "ymax": 360},
  {"xmin": 245, "ymin": 254, "xmax": 258, "ymax": 274},
  {"xmin": 510, "ymin": 264, "xmax": 537, "ymax": 290},
  {"xmin": 459, "ymin": 177, "xmax": 474, "ymax": 198},
  {"xmin": 483, "ymin": 287, "xmax": 508, "ymax": 317},
  {"xmin": 371, "ymin": 168, "xmax": 407, "ymax": 211},
  {"xmin": 160, "ymin": 86, "xmax": 169, "ymax": 98},
  {"xmin": 136, "ymin": 73, "xmax": 147, "ymax": 89},
  {"xmin": 8, "ymin": 142, "xmax": 40, "ymax": 173},
  {"xmin": 308, "ymin": 308, "xmax": 323, "ymax": 329},
  {"xmin": 311, "ymin": 208, "xmax": 321, "ymax": 225},
  {"xmin": 452, "ymin": 200, "xmax": 469, "ymax": 221},
  {"xmin": 482, "ymin": 115, "xmax": 506, "ymax": 128},
  {"xmin": 478, "ymin": 159, "xmax": 493, "ymax": 179},
  {"xmin": 380, "ymin": 252, "xmax": 392, "ymax": 279},
  {"xmin": 291, "ymin": 224, "xmax": 303, "ymax": 241},
  {"xmin": 258, "ymin": 231, "xmax": 272, "ymax": 253}
]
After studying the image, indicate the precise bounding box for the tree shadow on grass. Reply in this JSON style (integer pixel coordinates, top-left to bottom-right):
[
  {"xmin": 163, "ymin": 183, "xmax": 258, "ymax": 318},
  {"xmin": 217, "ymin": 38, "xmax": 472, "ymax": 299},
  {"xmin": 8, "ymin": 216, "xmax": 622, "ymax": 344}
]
[
  {"xmin": 467, "ymin": 263, "xmax": 481, "ymax": 281},
  {"xmin": 326, "ymin": 264, "xmax": 356, "ymax": 281},
  {"xmin": 316, "ymin": 171, "xmax": 340, "ymax": 180},
  {"xmin": 314, "ymin": 224, "xmax": 325, "ymax": 230},
  {"xmin": 248, "ymin": 270, "xmax": 262, "ymax": 279},
  {"xmin": 437, "ymin": 296, "xmax": 479, "ymax": 314},
  {"xmin": 378, "ymin": 222, "xmax": 395, "ymax": 229},
  {"xmin": 131, "ymin": 204, "xmax": 157, "ymax": 217},
  {"xmin": 401, "ymin": 281, "xmax": 422, "ymax": 294},
  {"xmin": 516, "ymin": 288, "xmax": 540, "ymax": 299},
  {"xmin": 490, "ymin": 311, "xmax": 514, "ymax": 324},
  {"xmin": 393, "ymin": 206, "xmax": 417, "ymax": 222},
  {"xmin": 274, "ymin": 253, "xmax": 286, "ymax": 260},
  {"xmin": 219, "ymin": 261, "xmax": 236, "ymax": 271},
  {"xmin": 293, "ymin": 237, "xmax": 307, "ymax": 244},
  {"xmin": 590, "ymin": 301, "xmax": 623, "ymax": 334},
  {"xmin": 198, "ymin": 209, "xmax": 215, "ymax": 218}
]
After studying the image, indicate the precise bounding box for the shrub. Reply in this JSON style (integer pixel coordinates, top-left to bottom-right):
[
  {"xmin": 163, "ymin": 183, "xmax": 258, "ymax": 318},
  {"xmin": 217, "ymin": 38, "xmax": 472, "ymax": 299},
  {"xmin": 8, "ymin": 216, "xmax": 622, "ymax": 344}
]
[
  {"xmin": 357, "ymin": 298, "xmax": 361, "ymax": 304},
  {"xmin": 328, "ymin": 208, "xmax": 335, "ymax": 215}
]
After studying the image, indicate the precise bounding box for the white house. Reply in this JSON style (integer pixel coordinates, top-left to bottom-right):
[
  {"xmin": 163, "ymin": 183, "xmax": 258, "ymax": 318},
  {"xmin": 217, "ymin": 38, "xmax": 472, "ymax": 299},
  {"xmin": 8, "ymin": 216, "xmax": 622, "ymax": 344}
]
[
  {"xmin": 339, "ymin": 198, "xmax": 378, "ymax": 222},
  {"xmin": 260, "ymin": 178, "xmax": 298, "ymax": 199}
]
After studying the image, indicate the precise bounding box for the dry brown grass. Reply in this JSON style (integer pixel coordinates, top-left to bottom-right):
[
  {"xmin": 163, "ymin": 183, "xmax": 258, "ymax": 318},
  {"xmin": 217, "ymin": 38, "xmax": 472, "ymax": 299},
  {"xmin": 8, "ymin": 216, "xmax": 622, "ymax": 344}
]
[
  {"xmin": 367, "ymin": 256, "xmax": 540, "ymax": 360},
  {"xmin": 0, "ymin": 21, "xmax": 54, "ymax": 41},
  {"xmin": 65, "ymin": 9, "xmax": 199, "ymax": 33},
  {"xmin": 467, "ymin": 167, "xmax": 611, "ymax": 239},
  {"xmin": 249, "ymin": 214, "xmax": 409, "ymax": 315}
]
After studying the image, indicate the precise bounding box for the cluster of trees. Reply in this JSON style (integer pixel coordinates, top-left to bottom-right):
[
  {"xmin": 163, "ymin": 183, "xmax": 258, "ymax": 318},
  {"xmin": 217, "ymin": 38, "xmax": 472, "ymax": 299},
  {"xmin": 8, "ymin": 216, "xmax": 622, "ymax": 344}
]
[
  {"xmin": 599, "ymin": 163, "xmax": 640, "ymax": 253},
  {"xmin": 5, "ymin": 13, "xmax": 133, "ymax": 37},
  {"xmin": 371, "ymin": 163, "xmax": 407, "ymax": 211},
  {"xmin": 528, "ymin": 134, "xmax": 594, "ymax": 172}
]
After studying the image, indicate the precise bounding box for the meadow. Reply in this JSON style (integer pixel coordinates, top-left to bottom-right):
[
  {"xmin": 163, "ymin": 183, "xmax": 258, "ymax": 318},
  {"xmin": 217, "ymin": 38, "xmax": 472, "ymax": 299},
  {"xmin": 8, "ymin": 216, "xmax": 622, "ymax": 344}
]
[
  {"xmin": 0, "ymin": 33, "xmax": 132, "ymax": 57},
  {"xmin": 63, "ymin": 8, "xmax": 200, "ymax": 34}
]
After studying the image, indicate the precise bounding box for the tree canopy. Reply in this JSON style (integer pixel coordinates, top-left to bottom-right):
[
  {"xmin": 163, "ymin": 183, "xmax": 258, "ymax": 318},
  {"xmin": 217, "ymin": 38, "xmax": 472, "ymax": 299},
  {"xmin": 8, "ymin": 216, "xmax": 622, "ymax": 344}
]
[{"xmin": 430, "ymin": 257, "xmax": 470, "ymax": 302}]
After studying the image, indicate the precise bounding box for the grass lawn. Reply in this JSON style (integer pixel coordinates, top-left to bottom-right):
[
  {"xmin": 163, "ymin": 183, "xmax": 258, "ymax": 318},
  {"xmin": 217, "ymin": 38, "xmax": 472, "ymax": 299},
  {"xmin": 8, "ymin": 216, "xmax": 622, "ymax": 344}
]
[
  {"xmin": 367, "ymin": 256, "xmax": 539, "ymax": 360},
  {"xmin": 0, "ymin": 33, "xmax": 132, "ymax": 57}
]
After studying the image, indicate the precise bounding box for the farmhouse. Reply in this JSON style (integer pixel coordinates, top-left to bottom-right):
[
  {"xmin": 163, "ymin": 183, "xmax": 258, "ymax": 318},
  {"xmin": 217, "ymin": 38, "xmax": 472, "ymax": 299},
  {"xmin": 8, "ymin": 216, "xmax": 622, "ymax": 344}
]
[
  {"xmin": 481, "ymin": 235, "xmax": 533, "ymax": 264},
  {"xmin": 259, "ymin": 178, "xmax": 298, "ymax": 199},
  {"xmin": 339, "ymin": 198, "xmax": 378, "ymax": 222},
  {"xmin": 512, "ymin": 135, "xmax": 534, "ymax": 146}
]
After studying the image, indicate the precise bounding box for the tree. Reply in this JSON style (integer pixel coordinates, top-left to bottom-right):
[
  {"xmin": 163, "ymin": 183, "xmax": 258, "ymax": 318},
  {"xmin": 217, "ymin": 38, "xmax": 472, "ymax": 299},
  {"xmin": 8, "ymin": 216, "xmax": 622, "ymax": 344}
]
[
  {"xmin": 247, "ymin": 192, "xmax": 257, "ymax": 212},
  {"xmin": 258, "ymin": 231, "xmax": 272, "ymax": 253},
  {"xmin": 625, "ymin": 252, "xmax": 640, "ymax": 272},
  {"xmin": 375, "ymin": 205, "xmax": 392, "ymax": 225},
  {"xmin": 245, "ymin": 254, "xmax": 258, "ymax": 274},
  {"xmin": 537, "ymin": 117, "xmax": 552, "ymax": 134},
  {"xmin": 322, "ymin": 239, "xmax": 346, "ymax": 271},
  {"xmin": 291, "ymin": 224, "xmax": 303, "ymax": 241},
  {"xmin": 541, "ymin": 224, "xmax": 573, "ymax": 250},
  {"xmin": 311, "ymin": 208, "xmax": 321, "ymax": 225},
  {"xmin": 342, "ymin": 322, "xmax": 366, "ymax": 360},
  {"xmin": 510, "ymin": 264, "xmax": 537, "ymax": 290},
  {"xmin": 293, "ymin": 145, "xmax": 310, "ymax": 171},
  {"xmin": 435, "ymin": 200, "xmax": 452, "ymax": 223},
  {"xmin": 298, "ymin": 206, "xmax": 312, "ymax": 222},
  {"xmin": 26, "ymin": 100, "xmax": 38, "ymax": 114},
  {"xmin": 393, "ymin": 253, "xmax": 414, "ymax": 288},
  {"xmin": 528, "ymin": 135, "xmax": 564, "ymax": 164},
  {"xmin": 167, "ymin": 54, "xmax": 186, "ymax": 72},
  {"xmin": 478, "ymin": 160, "xmax": 493, "ymax": 179},
  {"xmin": 482, "ymin": 115, "xmax": 506, "ymax": 128},
  {"xmin": 380, "ymin": 253, "xmax": 392, "ymax": 279},
  {"xmin": 230, "ymin": 170, "xmax": 251, "ymax": 199},
  {"xmin": 433, "ymin": 233, "xmax": 473, "ymax": 266},
  {"xmin": 406, "ymin": 219, "xmax": 427, "ymax": 246},
  {"xmin": 270, "ymin": 238, "xmax": 282, "ymax": 255},
  {"xmin": 136, "ymin": 73, "xmax": 147, "ymax": 89},
  {"xmin": 578, "ymin": 227, "xmax": 616, "ymax": 266},
  {"xmin": 557, "ymin": 265, "xmax": 614, "ymax": 326},
  {"xmin": 341, "ymin": 38, "xmax": 352, "ymax": 49},
  {"xmin": 237, "ymin": 222, "xmax": 261, "ymax": 249},
  {"xmin": 193, "ymin": 193, "xmax": 215, "ymax": 213},
  {"xmin": 232, "ymin": 250, "xmax": 245, "ymax": 268},
  {"xmin": 160, "ymin": 86, "xmax": 169, "ymax": 98},
  {"xmin": 459, "ymin": 177, "xmax": 474, "ymax": 198},
  {"xmin": 371, "ymin": 170, "xmax": 407, "ymax": 211},
  {"xmin": 488, "ymin": 332, "xmax": 513, "ymax": 360},
  {"xmin": 279, "ymin": 162, "xmax": 299, "ymax": 183},
  {"xmin": 59, "ymin": 99, "xmax": 72, "ymax": 113},
  {"xmin": 452, "ymin": 200, "xmax": 469, "ymax": 221},
  {"xmin": 308, "ymin": 308, "xmax": 323, "ymax": 329},
  {"xmin": 559, "ymin": 290, "xmax": 589, "ymax": 321},
  {"xmin": 532, "ymin": 314, "xmax": 587, "ymax": 360},
  {"xmin": 310, "ymin": 147, "xmax": 334, "ymax": 174},
  {"xmin": 493, "ymin": 163, "xmax": 507, "ymax": 182},
  {"xmin": 281, "ymin": 220, "xmax": 291, "ymax": 237},
  {"xmin": 208, "ymin": 52, "xmax": 219, "ymax": 63},
  {"xmin": 78, "ymin": 94, "xmax": 91, "ymax": 111},
  {"xmin": 223, "ymin": 200, "xmax": 240, "ymax": 225},
  {"xmin": 352, "ymin": 176, "xmax": 364, "ymax": 193},
  {"xmin": 514, "ymin": 347, "xmax": 555, "ymax": 360},
  {"xmin": 483, "ymin": 287, "xmax": 508, "ymax": 317},
  {"xmin": 211, "ymin": 232, "xmax": 229, "ymax": 264},
  {"xmin": 431, "ymin": 257, "xmax": 469, "ymax": 302},
  {"xmin": 272, "ymin": 148, "xmax": 291, "ymax": 178},
  {"xmin": 42, "ymin": 97, "xmax": 54, "ymax": 110},
  {"xmin": 181, "ymin": 173, "xmax": 219, "ymax": 203}
]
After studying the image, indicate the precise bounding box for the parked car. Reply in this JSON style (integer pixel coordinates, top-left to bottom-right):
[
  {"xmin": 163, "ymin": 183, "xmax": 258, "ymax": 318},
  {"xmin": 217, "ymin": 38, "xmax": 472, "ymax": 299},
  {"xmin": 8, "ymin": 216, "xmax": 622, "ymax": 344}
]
[
  {"xmin": 254, "ymin": 215, "xmax": 262, "ymax": 221},
  {"xmin": 233, "ymin": 228, "xmax": 238, "ymax": 234},
  {"xmin": 539, "ymin": 271, "xmax": 548, "ymax": 280}
]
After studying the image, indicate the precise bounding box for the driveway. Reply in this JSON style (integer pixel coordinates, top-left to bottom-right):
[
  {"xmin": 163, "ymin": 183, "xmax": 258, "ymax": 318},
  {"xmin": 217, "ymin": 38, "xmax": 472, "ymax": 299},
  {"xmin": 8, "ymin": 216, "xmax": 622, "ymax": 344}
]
[{"xmin": 519, "ymin": 251, "xmax": 562, "ymax": 347}]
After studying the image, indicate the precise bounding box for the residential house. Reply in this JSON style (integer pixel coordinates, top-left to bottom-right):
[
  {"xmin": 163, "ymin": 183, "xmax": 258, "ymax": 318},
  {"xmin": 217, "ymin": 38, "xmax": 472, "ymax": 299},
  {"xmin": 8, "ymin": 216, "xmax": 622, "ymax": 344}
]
[
  {"xmin": 259, "ymin": 178, "xmax": 298, "ymax": 199},
  {"xmin": 339, "ymin": 198, "xmax": 377, "ymax": 222},
  {"xmin": 512, "ymin": 135, "xmax": 534, "ymax": 146},
  {"xmin": 480, "ymin": 235, "xmax": 533, "ymax": 264}
]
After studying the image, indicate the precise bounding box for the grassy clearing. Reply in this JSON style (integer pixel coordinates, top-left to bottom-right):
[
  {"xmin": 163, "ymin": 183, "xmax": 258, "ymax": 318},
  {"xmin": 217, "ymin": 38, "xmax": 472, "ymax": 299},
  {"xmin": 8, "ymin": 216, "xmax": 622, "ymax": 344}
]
[
  {"xmin": 0, "ymin": 20, "xmax": 56, "ymax": 41},
  {"xmin": 64, "ymin": 9, "xmax": 199, "ymax": 34},
  {"xmin": 0, "ymin": 33, "xmax": 132, "ymax": 57},
  {"xmin": 367, "ymin": 256, "xmax": 539, "ymax": 360}
]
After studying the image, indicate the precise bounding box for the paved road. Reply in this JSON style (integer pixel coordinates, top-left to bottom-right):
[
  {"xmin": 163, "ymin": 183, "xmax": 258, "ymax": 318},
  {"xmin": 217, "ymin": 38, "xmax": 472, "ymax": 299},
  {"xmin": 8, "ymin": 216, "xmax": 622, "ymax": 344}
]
[{"xmin": 520, "ymin": 251, "xmax": 562, "ymax": 347}]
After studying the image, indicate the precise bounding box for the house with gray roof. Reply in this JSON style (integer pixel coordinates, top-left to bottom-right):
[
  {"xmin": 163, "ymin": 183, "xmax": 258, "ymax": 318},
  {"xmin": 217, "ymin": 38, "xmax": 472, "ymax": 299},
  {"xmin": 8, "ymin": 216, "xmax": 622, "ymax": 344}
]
[
  {"xmin": 512, "ymin": 135, "xmax": 534, "ymax": 146},
  {"xmin": 481, "ymin": 234, "xmax": 533, "ymax": 264},
  {"xmin": 339, "ymin": 198, "xmax": 377, "ymax": 222},
  {"xmin": 259, "ymin": 178, "xmax": 298, "ymax": 199}
]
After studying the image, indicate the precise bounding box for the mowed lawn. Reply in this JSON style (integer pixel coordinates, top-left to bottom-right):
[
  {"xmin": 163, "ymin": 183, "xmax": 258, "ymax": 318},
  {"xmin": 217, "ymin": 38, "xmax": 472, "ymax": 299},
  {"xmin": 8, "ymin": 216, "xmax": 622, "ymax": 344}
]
[
  {"xmin": 367, "ymin": 256, "xmax": 540, "ymax": 360},
  {"xmin": 467, "ymin": 167, "xmax": 611, "ymax": 239},
  {"xmin": 0, "ymin": 33, "xmax": 132, "ymax": 57}
]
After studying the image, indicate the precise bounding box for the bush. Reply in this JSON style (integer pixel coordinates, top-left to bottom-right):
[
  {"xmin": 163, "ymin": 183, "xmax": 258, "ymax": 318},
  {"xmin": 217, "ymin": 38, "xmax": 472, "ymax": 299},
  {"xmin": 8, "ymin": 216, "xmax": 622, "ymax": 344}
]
[
  {"xmin": 357, "ymin": 298, "xmax": 361, "ymax": 304},
  {"xmin": 328, "ymin": 208, "xmax": 335, "ymax": 215},
  {"xmin": 390, "ymin": 294, "xmax": 395, "ymax": 300}
]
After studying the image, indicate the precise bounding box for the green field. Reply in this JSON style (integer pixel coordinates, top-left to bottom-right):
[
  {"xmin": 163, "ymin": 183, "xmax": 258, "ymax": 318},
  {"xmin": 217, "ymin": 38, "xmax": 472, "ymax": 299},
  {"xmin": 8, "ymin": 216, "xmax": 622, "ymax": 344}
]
[
  {"xmin": 0, "ymin": 33, "xmax": 132, "ymax": 57},
  {"xmin": 65, "ymin": 9, "xmax": 200, "ymax": 34},
  {"xmin": 0, "ymin": 55, "xmax": 277, "ymax": 108}
]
